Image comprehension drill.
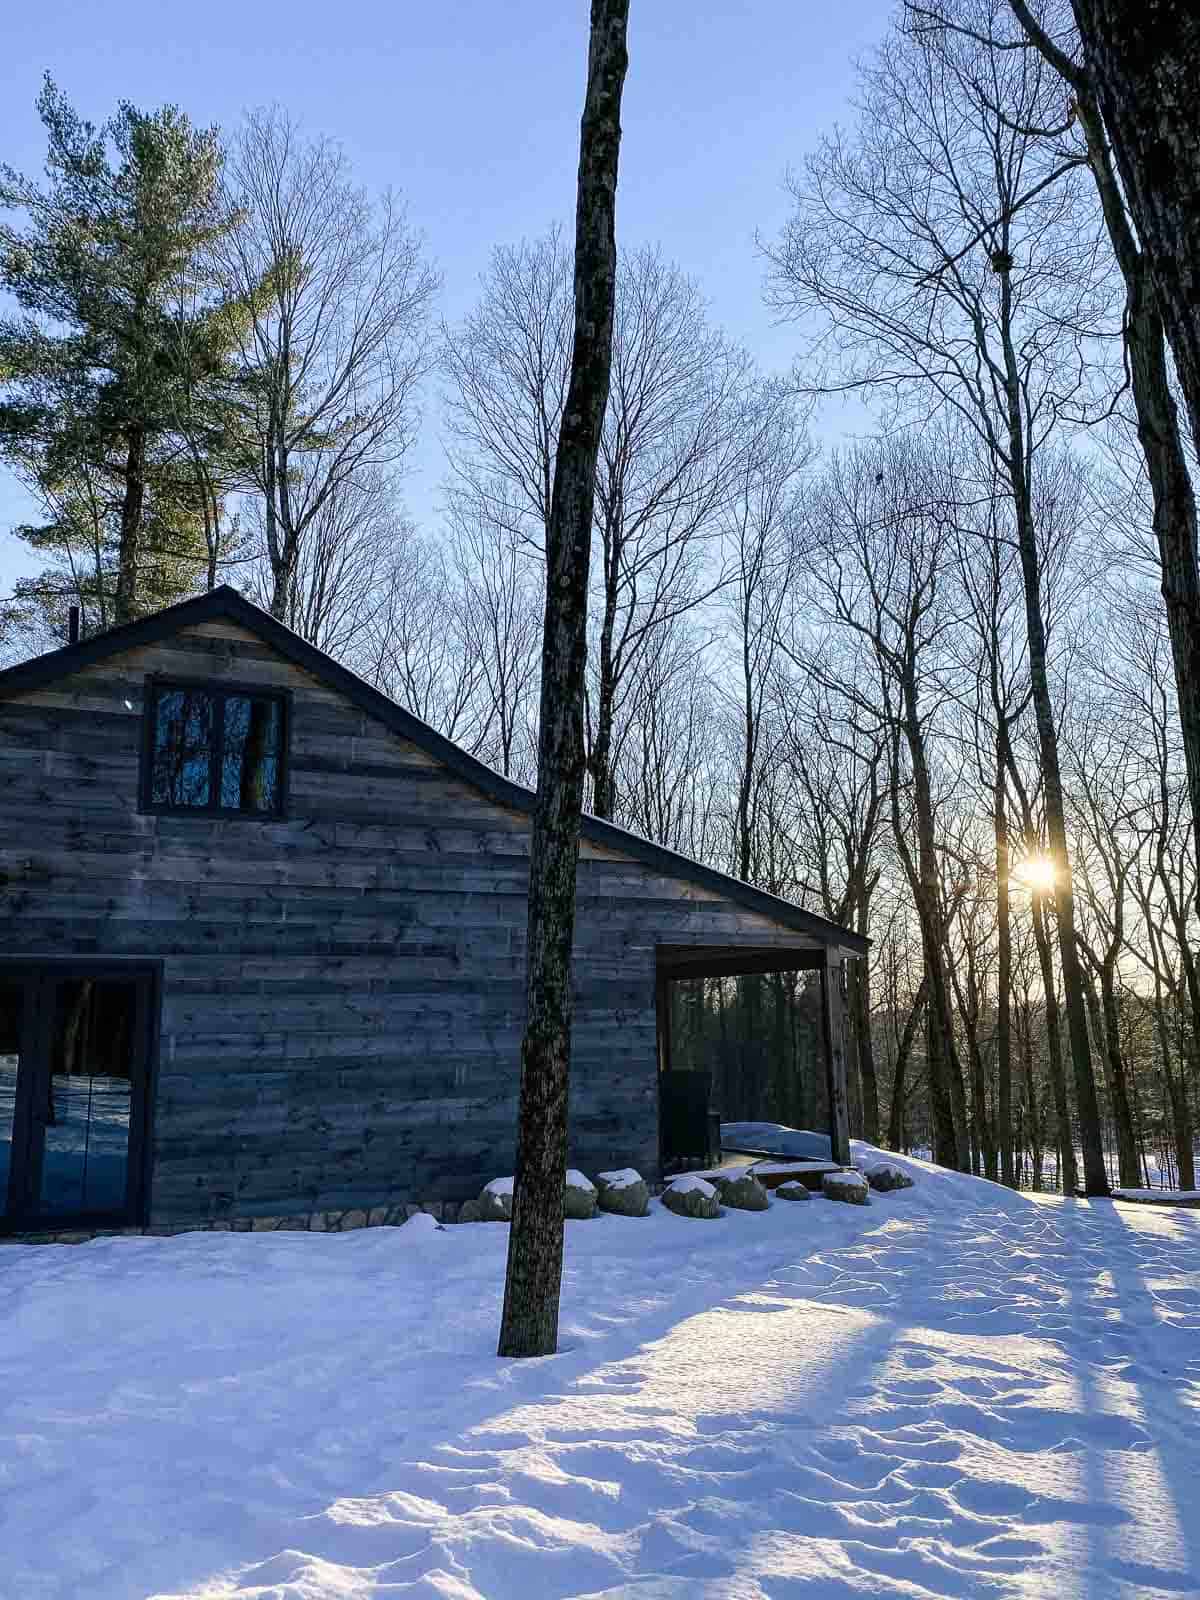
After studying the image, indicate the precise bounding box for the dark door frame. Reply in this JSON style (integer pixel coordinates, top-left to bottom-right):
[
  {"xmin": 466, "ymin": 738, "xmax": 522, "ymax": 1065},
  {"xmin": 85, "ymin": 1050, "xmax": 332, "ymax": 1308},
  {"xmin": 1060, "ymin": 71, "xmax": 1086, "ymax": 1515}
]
[
  {"xmin": 654, "ymin": 943, "xmax": 853, "ymax": 1171},
  {"xmin": 0, "ymin": 958, "xmax": 161, "ymax": 1234}
]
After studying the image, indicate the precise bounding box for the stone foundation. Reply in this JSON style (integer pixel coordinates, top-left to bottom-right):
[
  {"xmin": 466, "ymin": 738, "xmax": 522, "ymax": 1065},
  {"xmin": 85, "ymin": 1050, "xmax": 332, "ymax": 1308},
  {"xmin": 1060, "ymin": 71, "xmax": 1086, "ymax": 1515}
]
[
  {"xmin": 4, "ymin": 1179, "xmax": 672, "ymax": 1246},
  {"xmin": 2, "ymin": 1201, "xmax": 462, "ymax": 1246}
]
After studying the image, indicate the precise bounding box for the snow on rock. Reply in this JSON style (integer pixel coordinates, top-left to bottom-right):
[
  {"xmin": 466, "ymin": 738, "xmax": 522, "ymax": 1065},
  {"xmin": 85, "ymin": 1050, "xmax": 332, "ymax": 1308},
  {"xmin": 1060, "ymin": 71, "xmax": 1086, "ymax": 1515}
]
[
  {"xmin": 596, "ymin": 1169, "xmax": 649, "ymax": 1217},
  {"xmin": 822, "ymin": 1169, "xmax": 870, "ymax": 1204},
  {"xmin": 666, "ymin": 1174, "xmax": 717, "ymax": 1196},
  {"xmin": 4, "ymin": 1140, "xmax": 1200, "ymax": 1599},
  {"xmin": 563, "ymin": 1170, "xmax": 598, "ymax": 1220},
  {"xmin": 460, "ymin": 1180, "xmax": 513, "ymax": 1222},
  {"xmin": 596, "ymin": 1168, "xmax": 642, "ymax": 1189},
  {"xmin": 860, "ymin": 1159, "xmax": 915, "ymax": 1193},
  {"xmin": 399, "ymin": 1210, "xmax": 444, "ymax": 1237},
  {"xmin": 775, "ymin": 1178, "xmax": 812, "ymax": 1201},
  {"xmin": 711, "ymin": 1171, "xmax": 770, "ymax": 1211},
  {"xmin": 662, "ymin": 1175, "xmax": 720, "ymax": 1219}
]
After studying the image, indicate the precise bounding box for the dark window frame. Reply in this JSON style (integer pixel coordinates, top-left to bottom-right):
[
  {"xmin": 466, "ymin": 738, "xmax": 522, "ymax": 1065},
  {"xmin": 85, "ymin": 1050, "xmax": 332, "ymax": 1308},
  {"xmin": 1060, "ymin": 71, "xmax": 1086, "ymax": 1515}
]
[
  {"xmin": 0, "ymin": 958, "xmax": 162, "ymax": 1235},
  {"xmin": 139, "ymin": 675, "xmax": 291, "ymax": 820}
]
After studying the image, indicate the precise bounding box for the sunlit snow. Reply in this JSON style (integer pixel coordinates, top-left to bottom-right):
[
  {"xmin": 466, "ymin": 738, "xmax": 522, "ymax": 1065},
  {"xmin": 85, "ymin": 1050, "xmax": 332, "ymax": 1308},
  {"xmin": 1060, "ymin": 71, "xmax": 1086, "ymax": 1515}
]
[{"xmin": 1, "ymin": 1144, "xmax": 1198, "ymax": 1599}]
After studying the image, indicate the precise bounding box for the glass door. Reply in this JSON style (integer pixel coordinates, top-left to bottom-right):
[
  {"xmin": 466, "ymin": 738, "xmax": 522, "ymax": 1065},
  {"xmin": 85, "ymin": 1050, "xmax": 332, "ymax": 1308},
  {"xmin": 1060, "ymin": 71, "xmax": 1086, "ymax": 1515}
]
[
  {"xmin": 0, "ymin": 966, "xmax": 154, "ymax": 1230},
  {"xmin": 0, "ymin": 979, "xmax": 27, "ymax": 1215}
]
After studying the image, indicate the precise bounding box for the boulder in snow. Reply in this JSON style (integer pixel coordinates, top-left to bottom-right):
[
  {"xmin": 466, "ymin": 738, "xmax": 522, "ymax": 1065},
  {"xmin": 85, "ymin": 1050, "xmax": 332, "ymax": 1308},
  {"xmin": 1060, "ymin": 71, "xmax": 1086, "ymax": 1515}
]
[
  {"xmin": 400, "ymin": 1210, "xmax": 444, "ymax": 1236},
  {"xmin": 596, "ymin": 1169, "xmax": 650, "ymax": 1217},
  {"xmin": 662, "ymin": 1175, "xmax": 721, "ymax": 1219},
  {"xmin": 459, "ymin": 1178, "xmax": 513, "ymax": 1223},
  {"xmin": 822, "ymin": 1170, "xmax": 870, "ymax": 1206},
  {"xmin": 564, "ymin": 1170, "xmax": 598, "ymax": 1219},
  {"xmin": 775, "ymin": 1179, "xmax": 811, "ymax": 1202},
  {"xmin": 862, "ymin": 1160, "xmax": 914, "ymax": 1193},
  {"xmin": 711, "ymin": 1172, "xmax": 770, "ymax": 1211}
]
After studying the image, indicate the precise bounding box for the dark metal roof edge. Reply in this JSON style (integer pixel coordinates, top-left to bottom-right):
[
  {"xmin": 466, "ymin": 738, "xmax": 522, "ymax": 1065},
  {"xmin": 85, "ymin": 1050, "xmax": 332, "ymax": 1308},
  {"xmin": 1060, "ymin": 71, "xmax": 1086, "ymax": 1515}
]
[{"xmin": 0, "ymin": 585, "xmax": 869, "ymax": 955}]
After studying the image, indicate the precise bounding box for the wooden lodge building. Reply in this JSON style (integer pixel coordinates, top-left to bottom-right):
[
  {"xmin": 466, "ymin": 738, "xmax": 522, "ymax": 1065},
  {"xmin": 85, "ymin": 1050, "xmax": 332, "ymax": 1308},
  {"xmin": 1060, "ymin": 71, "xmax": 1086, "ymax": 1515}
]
[{"xmin": 0, "ymin": 587, "xmax": 863, "ymax": 1240}]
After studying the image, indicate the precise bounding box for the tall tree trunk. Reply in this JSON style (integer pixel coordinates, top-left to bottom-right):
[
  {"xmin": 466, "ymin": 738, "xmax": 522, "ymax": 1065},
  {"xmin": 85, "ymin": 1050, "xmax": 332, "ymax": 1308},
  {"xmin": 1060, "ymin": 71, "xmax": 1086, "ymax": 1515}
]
[
  {"xmin": 995, "ymin": 753, "xmax": 1015, "ymax": 1185},
  {"xmin": 894, "ymin": 679, "xmax": 967, "ymax": 1169},
  {"xmin": 1031, "ymin": 892, "xmax": 1077, "ymax": 1193},
  {"xmin": 886, "ymin": 975, "xmax": 927, "ymax": 1152},
  {"xmin": 852, "ymin": 925, "xmax": 880, "ymax": 1144},
  {"xmin": 1064, "ymin": 1, "xmax": 1200, "ymax": 465},
  {"xmin": 1019, "ymin": 996, "xmax": 1044, "ymax": 1191},
  {"xmin": 588, "ymin": 545, "xmax": 619, "ymax": 818},
  {"xmin": 115, "ymin": 427, "xmax": 146, "ymax": 625},
  {"xmin": 1169, "ymin": 991, "xmax": 1196, "ymax": 1191},
  {"xmin": 498, "ymin": 0, "xmax": 629, "ymax": 1361},
  {"xmin": 1009, "ymin": 1, "xmax": 1200, "ymax": 910},
  {"xmin": 1151, "ymin": 980, "xmax": 1196, "ymax": 1192},
  {"xmin": 1097, "ymin": 963, "xmax": 1141, "ymax": 1188},
  {"xmin": 995, "ymin": 258, "xmax": 1108, "ymax": 1195},
  {"xmin": 271, "ymin": 438, "xmax": 298, "ymax": 623}
]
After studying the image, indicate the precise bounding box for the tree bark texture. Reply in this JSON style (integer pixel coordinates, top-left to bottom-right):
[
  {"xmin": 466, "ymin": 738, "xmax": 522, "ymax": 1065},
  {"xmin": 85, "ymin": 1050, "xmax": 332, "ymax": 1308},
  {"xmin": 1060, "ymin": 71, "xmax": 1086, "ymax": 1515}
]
[
  {"xmin": 1065, "ymin": 2, "xmax": 1200, "ymax": 467},
  {"xmin": 498, "ymin": 0, "xmax": 629, "ymax": 1361},
  {"xmin": 821, "ymin": 956, "xmax": 852, "ymax": 1166},
  {"xmin": 994, "ymin": 753, "xmax": 1015, "ymax": 1186},
  {"xmin": 1065, "ymin": 85, "xmax": 1200, "ymax": 915},
  {"xmin": 1031, "ymin": 892, "xmax": 1077, "ymax": 1194}
]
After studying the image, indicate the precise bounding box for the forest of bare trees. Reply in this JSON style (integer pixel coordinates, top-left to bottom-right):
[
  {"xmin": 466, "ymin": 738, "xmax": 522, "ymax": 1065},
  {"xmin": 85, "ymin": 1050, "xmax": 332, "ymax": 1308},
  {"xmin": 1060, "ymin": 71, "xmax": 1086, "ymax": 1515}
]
[{"xmin": 3, "ymin": 0, "xmax": 1197, "ymax": 1198}]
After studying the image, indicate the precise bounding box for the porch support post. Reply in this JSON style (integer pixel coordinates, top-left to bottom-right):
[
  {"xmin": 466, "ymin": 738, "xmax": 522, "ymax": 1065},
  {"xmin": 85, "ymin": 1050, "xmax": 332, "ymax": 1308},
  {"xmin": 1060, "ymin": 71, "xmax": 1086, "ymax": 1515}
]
[
  {"xmin": 820, "ymin": 950, "xmax": 852, "ymax": 1166},
  {"xmin": 655, "ymin": 970, "xmax": 671, "ymax": 1075},
  {"xmin": 655, "ymin": 969, "xmax": 671, "ymax": 1174}
]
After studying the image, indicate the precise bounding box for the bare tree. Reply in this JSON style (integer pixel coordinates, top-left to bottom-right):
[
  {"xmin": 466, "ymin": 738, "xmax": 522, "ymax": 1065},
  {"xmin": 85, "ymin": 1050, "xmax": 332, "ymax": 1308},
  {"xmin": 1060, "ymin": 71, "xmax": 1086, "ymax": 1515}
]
[
  {"xmin": 444, "ymin": 230, "xmax": 754, "ymax": 820},
  {"xmin": 718, "ymin": 381, "xmax": 813, "ymax": 884},
  {"xmin": 245, "ymin": 466, "xmax": 402, "ymax": 657},
  {"xmin": 911, "ymin": 0, "xmax": 1200, "ymax": 921},
  {"xmin": 498, "ymin": 0, "xmax": 630, "ymax": 1360},
  {"xmin": 950, "ymin": 474, "xmax": 1033, "ymax": 1185},
  {"xmin": 448, "ymin": 497, "xmax": 542, "ymax": 781},
  {"xmin": 790, "ymin": 433, "xmax": 971, "ymax": 1168},
  {"xmin": 778, "ymin": 675, "xmax": 888, "ymax": 1143},
  {"xmin": 216, "ymin": 107, "xmax": 437, "ymax": 622},
  {"xmin": 361, "ymin": 533, "xmax": 483, "ymax": 741},
  {"xmin": 610, "ymin": 621, "xmax": 723, "ymax": 857},
  {"xmin": 765, "ymin": 4, "xmax": 1111, "ymax": 1190}
]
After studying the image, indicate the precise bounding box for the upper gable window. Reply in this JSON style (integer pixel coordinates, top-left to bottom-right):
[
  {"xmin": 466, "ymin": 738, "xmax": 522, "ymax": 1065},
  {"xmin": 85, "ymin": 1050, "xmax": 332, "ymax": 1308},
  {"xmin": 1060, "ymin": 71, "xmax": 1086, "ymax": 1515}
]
[{"xmin": 142, "ymin": 681, "xmax": 287, "ymax": 817}]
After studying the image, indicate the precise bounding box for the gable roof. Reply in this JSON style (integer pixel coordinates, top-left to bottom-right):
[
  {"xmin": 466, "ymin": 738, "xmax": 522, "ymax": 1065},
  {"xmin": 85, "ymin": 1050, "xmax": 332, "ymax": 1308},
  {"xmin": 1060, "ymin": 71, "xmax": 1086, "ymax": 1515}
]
[{"xmin": 0, "ymin": 586, "xmax": 867, "ymax": 956}]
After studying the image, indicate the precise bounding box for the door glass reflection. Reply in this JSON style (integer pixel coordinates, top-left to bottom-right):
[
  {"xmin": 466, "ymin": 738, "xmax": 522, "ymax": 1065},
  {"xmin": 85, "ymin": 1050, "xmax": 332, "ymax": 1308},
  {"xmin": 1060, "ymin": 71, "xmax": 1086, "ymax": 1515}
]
[
  {"xmin": 0, "ymin": 981, "xmax": 22, "ymax": 1207},
  {"xmin": 39, "ymin": 979, "xmax": 135, "ymax": 1216}
]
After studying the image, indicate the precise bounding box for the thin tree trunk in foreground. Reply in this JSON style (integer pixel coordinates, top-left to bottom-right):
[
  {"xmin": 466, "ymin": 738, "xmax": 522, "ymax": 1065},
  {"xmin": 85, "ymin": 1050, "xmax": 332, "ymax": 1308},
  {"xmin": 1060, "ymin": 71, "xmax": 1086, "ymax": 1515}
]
[{"xmin": 498, "ymin": 0, "xmax": 629, "ymax": 1360}]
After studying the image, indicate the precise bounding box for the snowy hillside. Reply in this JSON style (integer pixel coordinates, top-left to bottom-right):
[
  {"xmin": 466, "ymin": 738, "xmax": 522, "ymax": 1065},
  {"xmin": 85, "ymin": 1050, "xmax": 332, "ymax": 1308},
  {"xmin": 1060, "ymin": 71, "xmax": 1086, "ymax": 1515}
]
[{"xmin": 2, "ymin": 1147, "xmax": 1198, "ymax": 1599}]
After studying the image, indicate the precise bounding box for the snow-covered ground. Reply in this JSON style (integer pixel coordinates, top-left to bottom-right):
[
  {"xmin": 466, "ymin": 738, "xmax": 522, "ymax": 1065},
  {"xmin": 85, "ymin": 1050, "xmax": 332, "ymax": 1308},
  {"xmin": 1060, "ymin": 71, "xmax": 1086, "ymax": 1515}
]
[{"xmin": 2, "ymin": 1146, "xmax": 1199, "ymax": 1600}]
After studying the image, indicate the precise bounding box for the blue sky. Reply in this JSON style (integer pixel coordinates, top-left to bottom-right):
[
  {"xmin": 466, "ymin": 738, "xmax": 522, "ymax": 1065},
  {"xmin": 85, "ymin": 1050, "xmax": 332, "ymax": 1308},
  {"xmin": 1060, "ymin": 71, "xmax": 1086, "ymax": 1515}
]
[{"xmin": 0, "ymin": 0, "xmax": 894, "ymax": 597}]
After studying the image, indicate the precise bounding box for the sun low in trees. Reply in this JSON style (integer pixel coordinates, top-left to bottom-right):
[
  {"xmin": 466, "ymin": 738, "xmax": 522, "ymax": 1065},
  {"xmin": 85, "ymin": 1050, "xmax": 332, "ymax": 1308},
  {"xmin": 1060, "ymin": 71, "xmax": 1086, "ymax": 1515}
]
[{"xmin": 0, "ymin": 77, "xmax": 242, "ymax": 638}]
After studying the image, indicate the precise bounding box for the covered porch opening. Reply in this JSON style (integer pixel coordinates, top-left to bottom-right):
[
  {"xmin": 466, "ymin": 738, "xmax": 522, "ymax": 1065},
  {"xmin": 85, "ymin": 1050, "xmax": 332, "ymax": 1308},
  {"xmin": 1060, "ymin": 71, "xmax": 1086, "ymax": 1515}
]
[{"xmin": 655, "ymin": 943, "xmax": 852, "ymax": 1177}]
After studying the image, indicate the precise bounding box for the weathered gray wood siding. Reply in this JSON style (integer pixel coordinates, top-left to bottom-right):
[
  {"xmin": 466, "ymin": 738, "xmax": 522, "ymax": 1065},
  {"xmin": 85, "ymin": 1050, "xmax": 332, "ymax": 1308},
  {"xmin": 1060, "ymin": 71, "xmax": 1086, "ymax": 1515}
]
[{"xmin": 0, "ymin": 619, "xmax": 823, "ymax": 1222}]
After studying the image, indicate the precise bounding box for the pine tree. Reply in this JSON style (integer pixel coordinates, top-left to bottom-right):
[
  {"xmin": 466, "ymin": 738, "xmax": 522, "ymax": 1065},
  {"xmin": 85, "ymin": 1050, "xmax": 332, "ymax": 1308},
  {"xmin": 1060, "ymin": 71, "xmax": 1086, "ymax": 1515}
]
[{"xmin": 0, "ymin": 77, "xmax": 237, "ymax": 635}]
